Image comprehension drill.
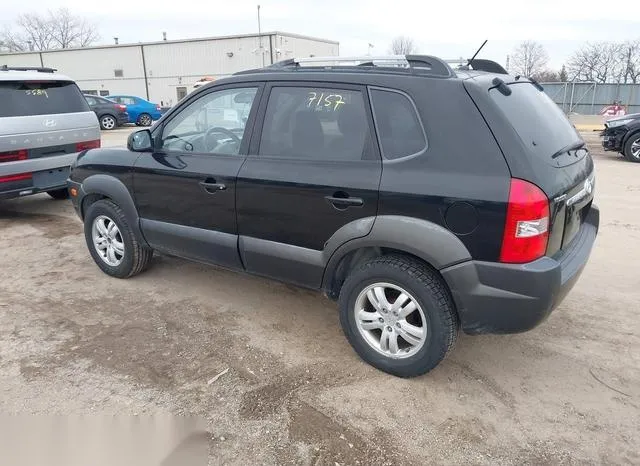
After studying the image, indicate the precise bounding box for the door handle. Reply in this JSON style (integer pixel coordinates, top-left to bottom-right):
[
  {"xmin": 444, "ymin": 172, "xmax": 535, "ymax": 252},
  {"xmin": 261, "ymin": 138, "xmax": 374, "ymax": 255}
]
[
  {"xmin": 199, "ymin": 180, "xmax": 227, "ymax": 194},
  {"xmin": 325, "ymin": 193, "xmax": 364, "ymax": 209}
]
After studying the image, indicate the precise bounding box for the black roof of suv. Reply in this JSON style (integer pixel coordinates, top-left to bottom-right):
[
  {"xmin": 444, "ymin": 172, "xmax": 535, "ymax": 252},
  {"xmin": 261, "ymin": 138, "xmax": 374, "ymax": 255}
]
[{"xmin": 67, "ymin": 54, "xmax": 599, "ymax": 377}]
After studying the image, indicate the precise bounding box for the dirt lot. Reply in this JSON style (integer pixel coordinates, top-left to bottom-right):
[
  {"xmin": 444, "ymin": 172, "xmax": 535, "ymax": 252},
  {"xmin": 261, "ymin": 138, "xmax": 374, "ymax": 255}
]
[{"xmin": 0, "ymin": 130, "xmax": 638, "ymax": 465}]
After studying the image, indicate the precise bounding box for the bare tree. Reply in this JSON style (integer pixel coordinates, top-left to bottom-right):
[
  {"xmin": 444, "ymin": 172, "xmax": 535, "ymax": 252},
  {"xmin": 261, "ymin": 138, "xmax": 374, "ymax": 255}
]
[
  {"xmin": 567, "ymin": 42, "xmax": 623, "ymax": 83},
  {"xmin": 389, "ymin": 36, "xmax": 417, "ymax": 55},
  {"xmin": 49, "ymin": 8, "xmax": 99, "ymax": 48},
  {"xmin": 618, "ymin": 40, "xmax": 640, "ymax": 84},
  {"xmin": 0, "ymin": 8, "xmax": 98, "ymax": 52},
  {"xmin": 559, "ymin": 64, "xmax": 568, "ymax": 82},
  {"xmin": 532, "ymin": 69, "xmax": 560, "ymax": 82},
  {"xmin": 511, "ymin": 41, "xmax": 549, "ymax": 78}
]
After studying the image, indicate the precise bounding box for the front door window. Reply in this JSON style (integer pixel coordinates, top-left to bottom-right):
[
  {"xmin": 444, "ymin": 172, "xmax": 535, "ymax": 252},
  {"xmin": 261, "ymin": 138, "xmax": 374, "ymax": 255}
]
[{"xmin": 161, "ymin": 87, "xmax": 258, "ymax": 155}]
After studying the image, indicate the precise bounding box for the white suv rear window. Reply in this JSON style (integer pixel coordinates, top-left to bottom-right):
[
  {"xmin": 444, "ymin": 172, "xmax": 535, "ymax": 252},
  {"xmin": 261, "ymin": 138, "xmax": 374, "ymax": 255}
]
[{"xmin": 0, "ymin": 81, "xmax": 89, "ymax": 117}]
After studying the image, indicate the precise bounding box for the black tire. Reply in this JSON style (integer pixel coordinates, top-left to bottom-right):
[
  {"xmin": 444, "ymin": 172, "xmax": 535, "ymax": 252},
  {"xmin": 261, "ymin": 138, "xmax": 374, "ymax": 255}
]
[
  {"xmin": 137, "ymin": 113, "xmax": 152, "ymax": 127},
  {"xmin": 623, "ymin": 132, "xmax": 640, "ymax": 163},
  {"xmin": 83, "ymin": 199, "xmax": 153, "ymax": 278},
  {"xmin": 99, "ymin": 114, "xmax": 117, "ymax": 130},
  {"xmin": 47, "ymin": 188, "xmax": 69, "ymax": 200},
  {"xmin": 338, "ymin": 255, "xmax": 458, "ymax": 377}
]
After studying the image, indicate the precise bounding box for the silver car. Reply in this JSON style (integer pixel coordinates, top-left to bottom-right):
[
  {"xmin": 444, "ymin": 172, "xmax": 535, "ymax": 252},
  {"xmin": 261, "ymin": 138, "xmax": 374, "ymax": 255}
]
[{"xmin": 0, "ymin": 66, "xmax": 100, "ymax": 200}]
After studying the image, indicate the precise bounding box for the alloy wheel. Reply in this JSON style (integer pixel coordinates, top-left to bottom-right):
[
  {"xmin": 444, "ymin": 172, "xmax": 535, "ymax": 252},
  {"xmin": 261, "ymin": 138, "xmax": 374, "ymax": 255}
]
[
  {"xmin": 631, "ymin": 139, "xmax": 640, "ymax": 159},
  {"xmin": 354, "ymin": 282, "xmax": 427, "ymax": 359},
  {"xmin": 92, "ymin": 215, "xmax": 125, "ymax": 266},
  {"xmin": 101, "ymin": 116, "xmax": 116, "ymax": 130}
]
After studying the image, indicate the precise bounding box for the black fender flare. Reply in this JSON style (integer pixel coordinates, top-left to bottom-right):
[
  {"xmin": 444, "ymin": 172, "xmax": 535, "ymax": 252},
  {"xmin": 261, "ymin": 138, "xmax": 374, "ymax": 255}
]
[
  {"xmin": 80, "ymin": 174, "xmax": 148, "ymax": 247},
  {"xmin": 321, "ymin": 215, "xmax": 472, "ymax": 290}
]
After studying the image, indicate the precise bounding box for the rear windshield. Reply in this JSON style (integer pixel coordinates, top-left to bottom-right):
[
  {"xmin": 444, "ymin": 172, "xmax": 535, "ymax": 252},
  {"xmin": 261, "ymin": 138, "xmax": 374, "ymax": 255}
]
[
  {"xmin": 0, "ymin": 80, "xmax": 90, "ymax": 117},
  {"xmin": 489, "ymin": 82, "xmax": 582, "ymax": 158}
]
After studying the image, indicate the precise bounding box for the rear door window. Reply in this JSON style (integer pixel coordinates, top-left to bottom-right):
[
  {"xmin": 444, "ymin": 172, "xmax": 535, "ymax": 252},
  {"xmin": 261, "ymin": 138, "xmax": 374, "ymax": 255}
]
[
  {"xmin": 258, "ymin": 86, "xmax": 374, "ymax": 161},
  {"xmin": 489, "ymin": 82, "xmax": 582, "ymax": 160},
  {"xmin": 370, "ymin": 89, "xmax": 427, "ymax": 160},
  {"xmin": 0, "ymin": 81, "xmax": 90, "ymax": 117}
]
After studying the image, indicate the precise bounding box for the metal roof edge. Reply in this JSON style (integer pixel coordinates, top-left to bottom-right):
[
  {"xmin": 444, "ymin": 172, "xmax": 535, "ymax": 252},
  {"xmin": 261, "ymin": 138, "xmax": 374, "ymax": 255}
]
[{"xmin": 0, "ymin": 31, "xmax": 339, "ymax": 56}]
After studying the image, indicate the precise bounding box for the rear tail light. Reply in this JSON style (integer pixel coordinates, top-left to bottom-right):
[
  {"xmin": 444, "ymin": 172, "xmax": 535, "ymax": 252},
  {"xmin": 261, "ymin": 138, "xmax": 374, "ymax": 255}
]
[
  {"xmin": 156, "ymin": 105, "xmax": 161, "ymax": 111},
  {"xmin": 499, "ymin": 178, "xmax": 550, "ymax": 264},
  {"xmin": 0, "ymin": 173, "xmax": 31, "ymax": 183},
  {"xmin": 117, "ymin": 104, "xmax": 127, "ymax": 111},
  {"xmin": 76, "ymin": 140, "xmax": 101, "ymax": 151},
  {"xmin": 0, "ymin": 149, "xmax": 28, "ymax": 163}
]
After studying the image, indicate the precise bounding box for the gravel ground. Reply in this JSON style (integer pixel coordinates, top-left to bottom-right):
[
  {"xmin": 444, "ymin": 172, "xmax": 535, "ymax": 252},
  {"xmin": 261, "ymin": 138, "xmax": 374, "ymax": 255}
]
[{"xmin": 0, "ymin": 130, "xmax": 638, "ymax": 465}]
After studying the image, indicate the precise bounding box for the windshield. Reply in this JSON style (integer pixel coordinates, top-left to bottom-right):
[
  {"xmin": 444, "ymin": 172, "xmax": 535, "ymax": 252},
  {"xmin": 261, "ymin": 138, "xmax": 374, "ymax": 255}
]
[
  {"xmin": 489, "ymin": 82, "xmax": 582, "ymax": 160},
  {"xmin": 0, "ymin": 80, "xmax": 89, "ymax": 117}
]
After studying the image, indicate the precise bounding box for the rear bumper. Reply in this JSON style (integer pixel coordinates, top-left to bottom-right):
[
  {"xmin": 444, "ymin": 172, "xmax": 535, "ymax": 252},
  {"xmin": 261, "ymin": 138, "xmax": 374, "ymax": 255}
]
[
  {"xmin": 117, "ymin": 112, "xmax": 130, "ymax": 125},
  {"xmin": 441, "ymin": 204, "xmax": 600, "ymax": 334},
  {"xmin": 0, "ymin": 153, "xmax": 79, "ymax": 200}
]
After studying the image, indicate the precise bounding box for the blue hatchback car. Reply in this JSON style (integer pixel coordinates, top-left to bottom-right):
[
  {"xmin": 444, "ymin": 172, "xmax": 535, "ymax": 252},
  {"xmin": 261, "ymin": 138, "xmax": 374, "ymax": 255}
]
[{"xmin": 108, "ymin": 95, "xmax": 162, "ymax": 126}]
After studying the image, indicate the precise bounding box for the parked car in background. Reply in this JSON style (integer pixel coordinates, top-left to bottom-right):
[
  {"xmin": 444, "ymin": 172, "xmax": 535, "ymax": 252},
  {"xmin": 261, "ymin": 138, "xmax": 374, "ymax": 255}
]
[
  {"xmin": 601, "ymin": 112, "xmax": 640, "ymax": 163},
  {"xmin": 84, "ymin": 94, "xmax": 129, "ymax": 130},
  {"xmin": 108, "ymin": 95, "xmax": 162, "ymax": 126},
  {"xmin": 68, "ymin": 55, "xmax": 599, "ymax": 377},
  {"xmin": 0, "ymin": 65, "xmax": 99, "ymax": 200}
]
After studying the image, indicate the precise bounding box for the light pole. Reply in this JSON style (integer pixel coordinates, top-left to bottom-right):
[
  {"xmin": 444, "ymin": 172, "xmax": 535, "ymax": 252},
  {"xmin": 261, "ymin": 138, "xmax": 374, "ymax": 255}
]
[
  {"xmin": 257, "ymin": 5, "xmax": 264, "ymax": 67},
  {"xmin": 367, "ymin": 43, "xmax": 374, "ymax": 56}
]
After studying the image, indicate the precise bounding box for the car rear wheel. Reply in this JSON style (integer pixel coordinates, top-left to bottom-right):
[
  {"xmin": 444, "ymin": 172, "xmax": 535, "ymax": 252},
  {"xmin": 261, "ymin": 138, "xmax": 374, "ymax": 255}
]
[
  {"xmin": 623, "ymin": 133, "xmax": 640, "ymax": 163},
  {"xmin": 338, "ymin": 255, "xmax": 458, "ymax": 377},
  {"xmin": 99, "ymin": 114, "xmax": 117, "ymax": 130},
  {"xmin": 137, "ymin": 113, "xmax": 152, "ymax": 126},
  {"xmin": 84, "ymin": 199, "xmax": 153, "ymax": 278},
  {"xmin": 47, "ymin": 188, "xmax": 69, "ymax": 200}
]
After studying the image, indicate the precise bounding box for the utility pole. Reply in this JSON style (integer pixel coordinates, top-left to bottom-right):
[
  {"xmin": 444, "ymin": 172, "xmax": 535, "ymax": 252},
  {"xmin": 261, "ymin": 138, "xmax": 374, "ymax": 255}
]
[{"xmin": 257, "ymin": 5, "xmax": 264, "ymax": 67}]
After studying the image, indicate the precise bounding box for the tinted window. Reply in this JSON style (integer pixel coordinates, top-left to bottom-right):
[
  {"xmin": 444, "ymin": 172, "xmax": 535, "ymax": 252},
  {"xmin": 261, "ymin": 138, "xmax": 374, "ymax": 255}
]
[
  {"xmin": 259, "ymin": 87, "xmax": 372, "ymax": 161},
  {"xmin": 161, "ymin": 87, "xmax": 257, "ymax": 155},
  {"xmin": 84, "ymin": 96, "xmax": 97, "ymax": 105},
  {"xmin": 370, "ymin": 89, "xmax": 426, "ymax": 160},
  {"xmin": 489, "ymin": 82, "xmax": 581, "ymax": 159},
  {"xmin": 0, "ymin": 81, "xmax": 90, "ymax": 117}
]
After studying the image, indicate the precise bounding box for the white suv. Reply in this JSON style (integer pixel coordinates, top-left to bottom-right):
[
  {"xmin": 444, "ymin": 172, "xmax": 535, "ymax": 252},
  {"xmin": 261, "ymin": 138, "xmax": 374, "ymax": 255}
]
[{"xmin": 0, "ymin": 66, "xmax": 100, "ymax": 200}]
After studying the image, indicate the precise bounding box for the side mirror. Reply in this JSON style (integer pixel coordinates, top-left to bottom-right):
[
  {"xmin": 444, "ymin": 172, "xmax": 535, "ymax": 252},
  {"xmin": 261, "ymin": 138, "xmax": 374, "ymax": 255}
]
[{"xmin": 127, "ymin": 129, "xmax": 153, "ymax": 152}]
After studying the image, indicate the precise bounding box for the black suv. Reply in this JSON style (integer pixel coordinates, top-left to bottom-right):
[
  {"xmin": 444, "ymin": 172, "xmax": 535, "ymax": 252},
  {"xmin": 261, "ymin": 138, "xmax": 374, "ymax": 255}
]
[{"xmin": 68, "ymin": 55, "xmax": 599, "ymax": 377}]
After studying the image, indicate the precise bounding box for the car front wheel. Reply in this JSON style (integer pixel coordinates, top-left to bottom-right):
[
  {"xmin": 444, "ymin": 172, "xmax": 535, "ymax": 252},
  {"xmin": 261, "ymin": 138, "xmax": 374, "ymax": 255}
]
[
  {"xmin": 623, "ymin": 133, "xmax": 640, "ymax": 163},
  {"xmin": 84, "ymin": 199, "xmax": 153, "ymax": 278},
  {"xmin": 338, "ymin": 255, "xmax": 458, "ymax": 377}
]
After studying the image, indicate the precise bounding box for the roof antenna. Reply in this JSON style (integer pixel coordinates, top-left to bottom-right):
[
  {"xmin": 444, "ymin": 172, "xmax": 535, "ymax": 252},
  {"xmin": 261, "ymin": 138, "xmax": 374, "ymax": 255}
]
[{"xmin": 467, "ymin": 39, "xmax": 488, "ymax": 68}]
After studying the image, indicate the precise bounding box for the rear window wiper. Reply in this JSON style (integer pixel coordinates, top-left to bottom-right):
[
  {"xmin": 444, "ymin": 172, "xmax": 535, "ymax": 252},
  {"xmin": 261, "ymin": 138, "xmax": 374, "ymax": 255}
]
[{"xmin": 551, "ymin": 141, "xmax": 586, "ymax": 159}]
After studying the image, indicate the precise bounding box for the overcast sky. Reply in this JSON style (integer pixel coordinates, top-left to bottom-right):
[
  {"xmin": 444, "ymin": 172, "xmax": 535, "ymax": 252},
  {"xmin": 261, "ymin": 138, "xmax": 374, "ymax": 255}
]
[{"xmin": 2, "ymin": 0, "xmax": 638, "ymax": 69}]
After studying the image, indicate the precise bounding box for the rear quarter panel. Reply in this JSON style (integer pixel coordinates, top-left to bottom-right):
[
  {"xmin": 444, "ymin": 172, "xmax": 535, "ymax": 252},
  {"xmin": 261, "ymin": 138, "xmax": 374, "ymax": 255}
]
[{"xmin": 375, "ymin": 77, "xmax": 511, "ymax": 262}]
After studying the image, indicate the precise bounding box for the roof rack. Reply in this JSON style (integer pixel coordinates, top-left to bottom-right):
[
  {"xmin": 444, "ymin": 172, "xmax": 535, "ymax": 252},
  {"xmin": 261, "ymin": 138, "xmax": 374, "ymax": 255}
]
[
  {"xmin": 445, "ymin": 58, "xmax": 508, "ymax": 75},
  {"xmin": 263, "ymin": 55, "xmax": 455, "ymax": 78},
  {"xmin": 0, "ymin": 65, "xmax": 57, "ymax": 73}
]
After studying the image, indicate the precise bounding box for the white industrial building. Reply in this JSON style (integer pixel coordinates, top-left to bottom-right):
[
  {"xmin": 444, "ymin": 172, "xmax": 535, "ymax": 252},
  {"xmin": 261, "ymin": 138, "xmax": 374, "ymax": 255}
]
[{"xmin": 0, "ymin": 32, "xmax": 339, "ymax": 107}]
